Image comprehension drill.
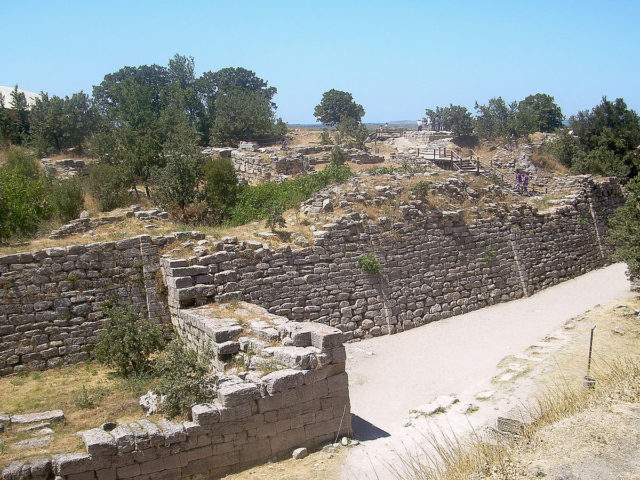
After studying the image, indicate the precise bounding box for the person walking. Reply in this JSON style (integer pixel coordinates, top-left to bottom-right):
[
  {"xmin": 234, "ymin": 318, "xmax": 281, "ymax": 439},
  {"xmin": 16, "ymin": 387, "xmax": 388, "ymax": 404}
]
[
  {"xmin": 523, "ymin": 172, "xmax": 529, "ymax": 193},
  {"xmin": 516, "ymin": 171, "xmax": 522, "ymax": 192}
]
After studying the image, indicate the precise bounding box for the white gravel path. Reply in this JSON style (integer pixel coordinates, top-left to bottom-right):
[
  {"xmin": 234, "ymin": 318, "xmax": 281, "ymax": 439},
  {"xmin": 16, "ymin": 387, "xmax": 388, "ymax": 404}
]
[{"xmin": 342, "ymin": 263, "xmax": 631, "ymax": 479}]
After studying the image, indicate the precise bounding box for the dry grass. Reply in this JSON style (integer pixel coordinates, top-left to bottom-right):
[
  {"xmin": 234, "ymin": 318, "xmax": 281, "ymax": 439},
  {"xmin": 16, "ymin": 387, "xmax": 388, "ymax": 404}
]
[
  {"xmin": 0, "ymin": 362, "xmax": 159, "ymax": 468},
  {"xmin": 530, "ymin": 151, "xmax": 568, "ymax": 174},
  {"xmin": 0, "ymin": 204, "xmax": 317, "ymax": 257}
]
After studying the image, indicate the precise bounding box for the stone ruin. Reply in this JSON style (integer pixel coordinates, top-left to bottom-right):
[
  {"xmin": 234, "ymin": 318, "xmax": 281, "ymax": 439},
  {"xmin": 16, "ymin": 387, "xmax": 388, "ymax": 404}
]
[
  {"xmin": 0, "ymin": 304, "xmax": 350, "ymax": 480},
  {"xmin": 0, "ymin": 170, "xmax": 626, "ymax": 479}
]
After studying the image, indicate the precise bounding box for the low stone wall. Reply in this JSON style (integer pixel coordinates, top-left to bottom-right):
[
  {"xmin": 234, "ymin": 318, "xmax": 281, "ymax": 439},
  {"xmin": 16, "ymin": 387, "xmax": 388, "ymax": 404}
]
[
  {"xmin": 0, "ymin": 236, "xmax": 173, "ymax": 376},
  {"xmin": 1, "ymin": 311, "xmax": 351, "ymax": 480}
]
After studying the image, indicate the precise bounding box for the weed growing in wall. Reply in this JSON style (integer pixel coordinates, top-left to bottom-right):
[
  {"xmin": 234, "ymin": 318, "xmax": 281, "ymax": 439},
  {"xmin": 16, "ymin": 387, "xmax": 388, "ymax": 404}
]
[
  {"xmin": 358, "ymin": 253, "xmax": 382, "ymax": 274},
  {"xmin": 484, "ymin": 246, "xmax": 497, "ymax": 263}
]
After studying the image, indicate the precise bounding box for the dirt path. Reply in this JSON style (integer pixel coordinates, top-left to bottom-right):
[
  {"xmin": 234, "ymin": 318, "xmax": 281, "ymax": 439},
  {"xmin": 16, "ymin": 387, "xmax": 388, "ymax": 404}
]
[{"xmin": 342, "ymin": 263, "xmax": 632, "ymax": 479}]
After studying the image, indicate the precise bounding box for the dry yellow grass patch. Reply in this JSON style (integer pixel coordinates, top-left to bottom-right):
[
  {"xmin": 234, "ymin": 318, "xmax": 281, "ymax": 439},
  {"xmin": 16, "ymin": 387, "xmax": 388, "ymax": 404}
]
[
  {"xmin": 531, "ymin": 151, "xmax": 569, "ymax": 174},
  {"xmin": 0, "ymin": 362, "xmax": 159, "ymax": 468}
]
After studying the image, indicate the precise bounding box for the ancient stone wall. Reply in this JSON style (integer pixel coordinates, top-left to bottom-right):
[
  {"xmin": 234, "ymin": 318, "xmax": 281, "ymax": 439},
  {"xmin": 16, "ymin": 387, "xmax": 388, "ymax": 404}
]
[
  {"xmin": 1, "ymin": 313, "xmax": 351, "ymax": 480},
  {"xmin": 0, "ymin": 236, "xmax": 173, "ymax": 376},
  {"xmin": 0, "ymin": 177, "xmax": 624, "ymax": 375},
  {"xmin": 161, "ymin": 177, "xmax": 623, "ymax": 341}
]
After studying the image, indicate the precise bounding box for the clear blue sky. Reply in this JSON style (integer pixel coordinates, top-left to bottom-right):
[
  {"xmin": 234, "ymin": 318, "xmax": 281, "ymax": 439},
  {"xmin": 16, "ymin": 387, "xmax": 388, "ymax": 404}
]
[{"xmin": 2, "ymin": 0, "xmax": 639, "ymax": 124}]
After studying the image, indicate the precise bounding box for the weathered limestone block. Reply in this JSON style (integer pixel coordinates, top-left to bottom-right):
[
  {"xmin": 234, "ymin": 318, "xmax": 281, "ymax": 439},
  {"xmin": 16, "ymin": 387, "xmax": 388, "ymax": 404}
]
[
  {"xmin": 217, "ymin": 383, "xmax": 260, "ymax": 408},
  {"xmin": 11, "ymin": 410, "xmax": 64, "ymax": 424},
  {"xmin": 80, "ymin": 428, "xmax": 117, "ymax": 457}
]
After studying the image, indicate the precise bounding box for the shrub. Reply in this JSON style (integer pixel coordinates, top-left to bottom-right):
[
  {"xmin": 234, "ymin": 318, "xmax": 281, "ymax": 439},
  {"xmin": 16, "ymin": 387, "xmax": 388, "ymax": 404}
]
[
  {"xmin": 202, "ymin": 156, "xmax": 239, "ymax": 223},
  {"xmin": 412, "ymin": 180, "xmax": 432, "ymax": 200},
  {"xmin": 227, "ymin": 163, "xmax": 352, "ymax": 226},
  {"xmin": 320, "ymin": 129, "xmax": 333, "ymax": 145},
  {"xmin": 358, "ymin": 253, "xmax": 382, "ymax": 274},
  {"xmin": 0, "ymin": 148, "xmax": 51, "ymax": 241},
  {"xmin": 86, "ymin": 163, "xmax": 131, "ymax": 212},
  {"xmin": 74, "ymin": 385, "xmax": 95, "ymax": 409},
  {"xmin": 94, "ymin": 302, "xmax": 165, "ymax": 377},
  {"xmin": 49, "ymin": 176, "xmax": 84, "ymax": 221},
  {"xmin": 330, "ymin": 145, "xmax": 346, "ymax": 166},
  {"xmin": 265, "ymin": 206, "xmax": 286, "ymax": 231},
  {"xmin": 154, "ymin": 341, "xmax": 215, "ymax": 418},
  {"xmin": 370, "ymin": 166, "xmax": 396, "ymax": 175}
]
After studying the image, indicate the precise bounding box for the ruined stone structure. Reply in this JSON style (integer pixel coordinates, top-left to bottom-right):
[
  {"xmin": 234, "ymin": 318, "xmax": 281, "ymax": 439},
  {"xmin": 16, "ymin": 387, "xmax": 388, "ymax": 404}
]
[
  {"xmin": 1, "ymin": 307, "xmax": 350, "ymax": 480},
  {"xmin": 0, "ymin": 174, "xmax": 625, "ymax": 478},
  {"xmin": 158, "ymin": 177, "xmax": 621, "ymax": 340},
  {"xmin": 0, "ymin": 177, "xmax": 623, "ymax": 375},
  {"xmin": 0, "ymin": 235, "xmax": 173, "ymax": 376}
]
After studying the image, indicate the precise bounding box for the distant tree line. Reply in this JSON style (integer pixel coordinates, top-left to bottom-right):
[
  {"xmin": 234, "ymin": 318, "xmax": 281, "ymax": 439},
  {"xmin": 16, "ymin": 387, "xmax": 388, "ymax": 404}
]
[{"xmin": 425, "ymin": 93, "xmax": 564, "ymax": 139}]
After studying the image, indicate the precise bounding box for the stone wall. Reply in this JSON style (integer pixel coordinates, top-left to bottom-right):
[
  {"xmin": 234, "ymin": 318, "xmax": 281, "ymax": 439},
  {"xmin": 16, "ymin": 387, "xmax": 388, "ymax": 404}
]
[
  {"xmin": 1, "ymin": 313, "xmax": 351, "ymax": 480},
  {"xmin": 161, "ymin": 177, "xmax": 623, "ymax": 341},
  {"xmin": 0, "ymin": 235, "xmax": 173, "ymax": 376},
  {"xmin": 0, "ymin": 176, "xmax": 624, "ymax": 376}
]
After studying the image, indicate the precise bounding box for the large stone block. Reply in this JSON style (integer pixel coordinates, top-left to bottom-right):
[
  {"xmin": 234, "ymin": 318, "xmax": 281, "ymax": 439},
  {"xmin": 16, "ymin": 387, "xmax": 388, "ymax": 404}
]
[
  {"xmin": 261, "ymin": 370, "xmax": 304, "ymax": 395},
  {"xmin": 80, "ymin": 428, "xmax": 117, "ymax": 457},
  {"xmin": 217, "ymin": 383, "xmax": 260, "ymax": 408}
]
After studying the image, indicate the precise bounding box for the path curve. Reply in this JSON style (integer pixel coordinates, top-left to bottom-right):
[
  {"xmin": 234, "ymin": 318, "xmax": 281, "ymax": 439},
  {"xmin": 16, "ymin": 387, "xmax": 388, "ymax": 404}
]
[{"xmin": 342, "ymin": 263, "xmax": 631, "ymax": 479}]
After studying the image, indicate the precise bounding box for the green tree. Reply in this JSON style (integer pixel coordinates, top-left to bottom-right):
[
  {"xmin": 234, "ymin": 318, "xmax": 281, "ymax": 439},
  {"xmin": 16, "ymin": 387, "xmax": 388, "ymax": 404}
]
[
  {"xmin": 30, "ymin": 91, "xmax": 97, "ymax": 155},
  {"xmin": 0, "ymin": 86, "xmax": 30, "ymax": 145},
  {"xmin": 427, "ymin": 104, "xmax": 474, "ymax": 136},
  {"xmin": 153, "ymin": 110, "xmax": 203, "ymax": 215},
  {"xmin": 516, "ymin": 93, "xmax": 563, "ymax": 134},
  {"xmin": 210, "ymin": 87, "xmax": 276, "ymax": 146},
  {"xmin": 202, "ymin": 156, "xmax": 239, "ymax": 222},
  {"xmin": 567, "ymin": 97, "xmax": 640, "ymax": 179},
  {"xmin": 94, "ymin": 302, "xmax": 165, "ymax": 378},
  {"xmin": 474, "ymin": 97, "xmax": 518, "ymax": 139},
  {"xmin": 610, "ymin": 176, "xmax": 640, "ymax": 279},
  {"xmin": 196, "ymin": 66, "xmax": 278, "ymax": 144},
  {"xmin": 92, "ymin": 63, "xmax": 171, "ymax": 197},
  {"xmin": 314, "ymin": 89, "xmax": 365, "ymax": 127}
]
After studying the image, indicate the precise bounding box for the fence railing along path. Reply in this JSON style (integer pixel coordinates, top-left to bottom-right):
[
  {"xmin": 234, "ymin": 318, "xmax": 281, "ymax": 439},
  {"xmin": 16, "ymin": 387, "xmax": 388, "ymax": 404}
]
[{"xmin": 412, "ymin": 147, "xmax": 546, "ymax": 197}]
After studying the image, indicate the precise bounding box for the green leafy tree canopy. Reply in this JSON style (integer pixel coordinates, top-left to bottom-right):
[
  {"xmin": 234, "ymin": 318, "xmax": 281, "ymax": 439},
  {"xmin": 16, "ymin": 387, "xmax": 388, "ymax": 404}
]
[{"xmin": 314, "ymin": 89, "xmax": 365, "ymax": 127}]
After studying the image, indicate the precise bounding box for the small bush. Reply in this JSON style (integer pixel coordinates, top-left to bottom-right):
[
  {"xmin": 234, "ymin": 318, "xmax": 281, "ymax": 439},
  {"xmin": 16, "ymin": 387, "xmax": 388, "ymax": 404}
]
[
  {"xmin": 86, "ymin": 163, "xmax": 131, "ymax": 212},
  {"xmin": 265, "ymin": 206, "xmax": 286, "ymax": 231},
  {"xmin": 358, "ymin": 253, "xmax": 382, "ymax": 274},
  {"xmin": 330, "ymin": 145, "xmax": 346, "ymax": 166},
  {"xmin": 94, "ymin": 303, "xmax": 165, "ymax": 378},
  {"xmin": 202, "ymin": 156, "xmax": 239, "ymax": 223},
  {"xmin": 320, "ymin": 130, "xmax": 333, "ymax": 145},
  {"xmin": 0, "ymin": 148, "xmax": 51, "ymax": 241},
  {"xmin": 154, "ymin": 341, "xmax": 215, "ymax": 418},
  {"xmin": 370, "ymin": 166, "xmax": 396, "ymax": 175},
  {"xmin": 49, "ymin": 176, "xmax": 84, "ymax": 221},
  {"xmin": 74, "ymin": 385, "xmax": 95, "ymax": 409},
  {"xmin": 412, "ymin": 180, "xmax": 432, "ymax": 200}
]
